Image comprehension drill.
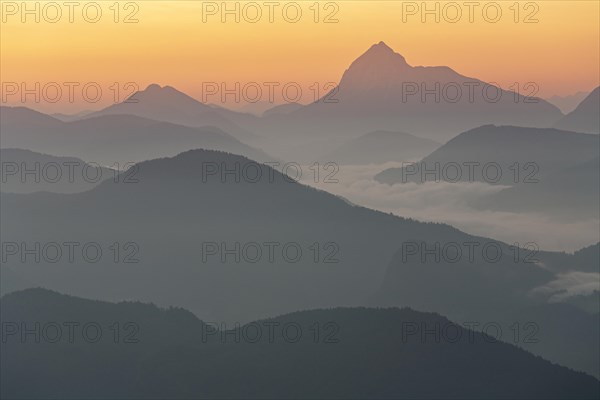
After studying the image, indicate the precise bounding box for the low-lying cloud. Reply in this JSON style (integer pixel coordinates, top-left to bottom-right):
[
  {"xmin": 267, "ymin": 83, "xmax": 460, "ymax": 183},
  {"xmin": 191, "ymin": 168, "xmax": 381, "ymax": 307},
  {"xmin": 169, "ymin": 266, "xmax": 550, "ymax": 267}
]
[
  {"xmin": 531, "ymin": 271, "xmax": 600, "ymax": 302},
  {"xmin": 300, "ymin": 162, "xmax": 600, "ymax": 252}
]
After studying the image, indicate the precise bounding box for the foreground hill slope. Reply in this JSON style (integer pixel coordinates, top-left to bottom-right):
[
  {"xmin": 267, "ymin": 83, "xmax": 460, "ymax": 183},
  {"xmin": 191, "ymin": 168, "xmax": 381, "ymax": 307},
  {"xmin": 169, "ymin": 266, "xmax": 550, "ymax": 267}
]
[{"xmin": 2, "ymin": 288, "xmax": 598, "ymax": 399}]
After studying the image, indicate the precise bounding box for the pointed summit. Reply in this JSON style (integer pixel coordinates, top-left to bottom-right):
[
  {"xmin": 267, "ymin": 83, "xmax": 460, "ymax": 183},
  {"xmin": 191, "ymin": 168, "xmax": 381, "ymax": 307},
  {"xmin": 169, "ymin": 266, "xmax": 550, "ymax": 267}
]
[
  {"xmin": 294, "ymin": 41, "xmax": 563, "ymax": 142},
  {"xmin": 373, "ymin": 41, "xmax": 394, "ymax": 52},
  {"xmin": 337, "ymin": 42, "xmax": 410, "ymax": 91},
  {"xmin": 357, "ymin": 41, "xmax": 406, "ymax": 64}
]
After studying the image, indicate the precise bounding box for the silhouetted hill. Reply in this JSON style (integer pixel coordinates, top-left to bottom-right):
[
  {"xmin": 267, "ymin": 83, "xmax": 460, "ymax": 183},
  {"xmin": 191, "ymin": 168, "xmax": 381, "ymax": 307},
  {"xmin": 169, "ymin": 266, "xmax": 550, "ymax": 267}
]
[
  {"xmin": 2, "ymin": 149, "xmax": 597, "ymax": 375},
  {"xmin": 374, "ymin": 241, "xmax": 600, "ymax": 377},
  {"xmin": 572, "ymin": 243, "xmax": 600, "ymax": 273},
  {"xmin": 2, "ymin": 288, "xmax": 598, "ymax": 399},
  {"xmin": 470, "ymin": 155, "xmax": 599, "ymax": 219},
  {"xmin": 1, "ymin": 149, "xmax": 466, "ymax": 319},
  {"xmin": 87, "ymin": 84, "xmax": 260, "ymax": 141},
  {"xmin": 374, "ymin": 125, "xmax": 599, "ymax": 219},
  {"xmin": 555, "ymin": 87, "xmax": 600, "ymax": 134},
  {"xmin": 375, "ymin": 125, "xmax": 599, "ymax": 185}
]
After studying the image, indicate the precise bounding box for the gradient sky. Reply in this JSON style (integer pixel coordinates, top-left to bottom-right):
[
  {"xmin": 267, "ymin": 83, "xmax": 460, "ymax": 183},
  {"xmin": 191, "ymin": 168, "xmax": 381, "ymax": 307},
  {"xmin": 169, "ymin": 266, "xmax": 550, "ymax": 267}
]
[{"xmin": 1, "ymin": 0, "xmax": 598, "ymax": 113}]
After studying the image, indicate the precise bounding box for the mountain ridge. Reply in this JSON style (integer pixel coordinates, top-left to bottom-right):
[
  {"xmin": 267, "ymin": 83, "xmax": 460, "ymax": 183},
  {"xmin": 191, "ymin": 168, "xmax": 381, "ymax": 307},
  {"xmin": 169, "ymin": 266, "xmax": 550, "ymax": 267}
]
[{"xmin": 2, "ymin": 287, "xmax": 598, "ymax": 399}]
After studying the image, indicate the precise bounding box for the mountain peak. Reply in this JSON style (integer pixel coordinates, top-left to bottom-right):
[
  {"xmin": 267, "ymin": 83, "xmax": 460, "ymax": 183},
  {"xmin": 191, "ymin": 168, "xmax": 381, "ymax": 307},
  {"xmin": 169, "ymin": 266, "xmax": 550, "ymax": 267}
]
[
  {"xmin": 143, "ymin": 84, "xmax": 182, "ymax": 94},
  {"xmin": 359, "ymin": 41, "xmax": 405, "ymax": 62},
  {"xmin": 129, "ymin": 83, "xmax": 202, "ymax": 106},
  {"xmin": 336, "ymin": 42, "xmax": 410, "ymax": 91},
  {"xmin": 374, "ymin": 41, "xmax": 393, "ymax": 51},
  {"xmin": 345, "ymin": 41, "xmax": 410, "ymax": 75}
]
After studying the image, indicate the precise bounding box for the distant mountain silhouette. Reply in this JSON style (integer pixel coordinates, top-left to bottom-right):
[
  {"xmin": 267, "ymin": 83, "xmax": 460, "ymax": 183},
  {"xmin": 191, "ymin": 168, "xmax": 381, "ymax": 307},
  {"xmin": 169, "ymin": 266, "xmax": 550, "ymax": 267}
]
[
  {"xmin": 547, "ymin": 91, "xmax": 591, "ymax": 114},
  {"xmin": 554, "ymin": 86, "xmax": 600, "ymax": 134},
  {"xmin": 226, "ymin": 100, "xmax": 286, "ymax": 116},
  {"xmin": 261, "ymin": 102, "xmax": 303, "ymax": 117},
  {"xmin": 324, "ymin": 130, "xmax": 440, "ymax": 165},
  {"xmin": 259, "ymin": 42, "xmax": 563, "ymax": 147},
  {"xmin": 561, "ymin": 290, "xmax": 600, "ymax": 314},
  {"xmin": 2, "ymin": 288, "xmax": 598, "ymax": 399},
  {"xmin": 1, "ymin": 105, "xmax": 63, "ymax": 128},
  {"xmin": 0, "ymin": 148, "xmax": 113, "ymax": 194},
  {"xmin": 375, "ymin": 125, "xmax": 599, "ymax": 186},
  {"xmin": 86, "ymin": 84, "xmax": 260, "ymax": 141},
  {"xmin": 0, "ymin": 106, "xmax": 272, "ymax": 165},
  {"xmin": 50, "ymin": 45, "xmax": 568, "ymax": 162},
  {"xmin": 471, "ymin": 155, "xmax": 599, "ymax": 219},
  {"xmin": 51, "ymin": 109, "xmax": 95, "ymax": 122},
  {"xmin": 373, "ymin": 125, "xmax": 599, "ymax": 220}
]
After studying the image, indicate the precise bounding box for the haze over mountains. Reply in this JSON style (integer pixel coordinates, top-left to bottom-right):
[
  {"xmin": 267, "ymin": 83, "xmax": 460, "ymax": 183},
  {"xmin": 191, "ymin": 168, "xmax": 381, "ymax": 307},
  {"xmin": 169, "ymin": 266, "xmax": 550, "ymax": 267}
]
[
  {"xmin": 554, "ymin": 86, "xmax": 600, "ymax": 134},
  {"xmin": 374, "ymin": 125, "xmax": 599, "ymax": 219},
  {"xmin": 471, "ymin": 154, "xmax": 600, "ymax": 219},
  {"xmin": 375, "ymin": 237, "xmax": 600, "ymax": 378},
  {"xmin": 0, "ymin": 149, "xmax": 113, "ymax": 194},
  {"xmin": 86, "ymin": 83, "xmax": 260, "ymax": 142},
  {"xmin": 254, "ymin": 42, "xmax": 564, "ymax": 153},
  {"xmin": 261, "ymin": 102, "xmax": 303, "ymax": 117},
  {"xmin": 32, "ymin": 42, "xmax": 570, "ymax": 162},
  {"xmin": 547, "ymin": 91, "xmax": 591, "ymax": 114},
  {"xmin": 51, "ymin": 109, "xmax": 95, "ymax": 122},
  {"xmin": 376, "ymin": 125, "xmax": 599, "ymax": 185},
  {"xmin": 1, "ymin": 149, "xmax": 466, "ymax": 320},
  {"xmin": 0, "ymin": 106, "xmax": 272, "ymax": 165},
  {"xmin": 1, "ymin": 38, "xmax": 599, "ymax": 399},
  {"xmin": 2, "ymin": 148, "xmax": 598, "ymax": 377},
  {"xmin": 323, "ymin": 130, "xmax": 440, "ymax": 165}
]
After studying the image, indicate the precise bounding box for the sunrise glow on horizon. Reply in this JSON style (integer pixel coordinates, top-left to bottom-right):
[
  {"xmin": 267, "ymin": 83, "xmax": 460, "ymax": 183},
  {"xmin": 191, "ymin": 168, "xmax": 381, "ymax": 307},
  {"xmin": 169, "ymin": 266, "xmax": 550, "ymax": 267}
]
[{"xmin": 1, "ymin": 0, "xmax": 599, "ymax": 113}]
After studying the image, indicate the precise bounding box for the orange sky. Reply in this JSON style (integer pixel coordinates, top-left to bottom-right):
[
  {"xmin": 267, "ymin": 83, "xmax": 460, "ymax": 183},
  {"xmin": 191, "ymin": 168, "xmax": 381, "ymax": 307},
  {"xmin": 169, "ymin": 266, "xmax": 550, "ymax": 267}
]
[{"xmin": 1, "ymin": 0, "xmax": 599, "ymax": 113}]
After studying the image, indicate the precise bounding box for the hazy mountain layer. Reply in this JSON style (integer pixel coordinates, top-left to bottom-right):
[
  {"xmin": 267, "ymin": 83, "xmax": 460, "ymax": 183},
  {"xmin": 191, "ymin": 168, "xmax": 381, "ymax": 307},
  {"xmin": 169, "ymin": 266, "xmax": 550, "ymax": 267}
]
[
  {"xmin": 323, "ymin": 130, "xmax": 440, "ymax": 165},
  {"xmin": 1, "ymin": 149, "xmax": 598, "ymax": 376},
  {"xmin": 554, "ymin": 87, "xmax": 600, "ymax": 134},
  {"xmin": 0, "ymin": 106, "xmax": 273, "ymax": 165},
  {"xmin": 0, "ymin": 148, "xmax": 113, "ymax": 194}
]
